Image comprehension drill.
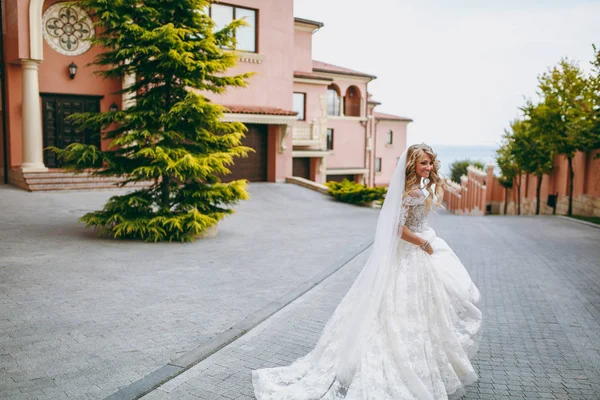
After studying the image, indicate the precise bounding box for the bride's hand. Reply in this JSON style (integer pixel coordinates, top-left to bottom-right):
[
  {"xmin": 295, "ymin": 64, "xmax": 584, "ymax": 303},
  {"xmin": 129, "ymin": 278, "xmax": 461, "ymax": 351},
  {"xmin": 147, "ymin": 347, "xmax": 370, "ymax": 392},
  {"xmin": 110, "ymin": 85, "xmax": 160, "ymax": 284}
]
[{"xmin": 422, "ymin": 242, "xmax": 434, "ymax": 255}]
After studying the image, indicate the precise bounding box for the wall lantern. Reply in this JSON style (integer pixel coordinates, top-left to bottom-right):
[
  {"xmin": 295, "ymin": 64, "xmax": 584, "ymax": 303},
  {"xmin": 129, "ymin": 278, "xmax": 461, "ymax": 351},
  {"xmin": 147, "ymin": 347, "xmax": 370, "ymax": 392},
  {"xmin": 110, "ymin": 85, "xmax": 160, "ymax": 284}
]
[
  {"xmin": 109, "ymin": 102, "xmax": 119, "ymax": 112},
  {"xmin": 68, "ymin": 62, "xmax": 78, "ymax": 79}
]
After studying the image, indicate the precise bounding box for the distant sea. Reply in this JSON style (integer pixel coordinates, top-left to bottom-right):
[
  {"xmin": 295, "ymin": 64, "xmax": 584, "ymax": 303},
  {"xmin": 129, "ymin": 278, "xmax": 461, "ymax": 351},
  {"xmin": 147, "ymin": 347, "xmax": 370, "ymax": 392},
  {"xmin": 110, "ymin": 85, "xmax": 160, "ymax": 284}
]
[{"xmin": 430, "ymin": 145, "xmax": 499, "ymax": 177}]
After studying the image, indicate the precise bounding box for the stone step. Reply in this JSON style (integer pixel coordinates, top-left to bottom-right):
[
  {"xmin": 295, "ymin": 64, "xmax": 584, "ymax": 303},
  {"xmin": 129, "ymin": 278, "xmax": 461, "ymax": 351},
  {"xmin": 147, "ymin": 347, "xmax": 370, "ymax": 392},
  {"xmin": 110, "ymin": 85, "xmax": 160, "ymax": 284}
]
[
  {"xmin": 27, "ymin": 181, "xmax": 151, "ymax": 191},
  {"xmin": 23, "ymin": 171, "xmax": 109, "ymax": 179},
  {"xmin": 11, "ymin": 168, "xmax": 153, "ymax": 191},
  {"xmin": 25, "ymin": 176, "xmax": 130, "ymax": 184}
]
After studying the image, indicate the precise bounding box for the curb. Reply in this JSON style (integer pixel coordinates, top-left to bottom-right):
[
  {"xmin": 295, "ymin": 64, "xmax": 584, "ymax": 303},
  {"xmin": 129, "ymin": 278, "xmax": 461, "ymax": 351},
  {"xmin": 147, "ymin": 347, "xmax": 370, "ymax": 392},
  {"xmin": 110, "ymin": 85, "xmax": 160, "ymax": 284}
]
[
  {"xmin": 557, "ymin": 216, "xmax": 600, "ymax": 229},
  {"xmin": 285, "ymin": 176, "xmax": 329, "ymax": 195},
  {"xmin": 104, "ymin": 240, "xmax": 374, "ymax": 400}
]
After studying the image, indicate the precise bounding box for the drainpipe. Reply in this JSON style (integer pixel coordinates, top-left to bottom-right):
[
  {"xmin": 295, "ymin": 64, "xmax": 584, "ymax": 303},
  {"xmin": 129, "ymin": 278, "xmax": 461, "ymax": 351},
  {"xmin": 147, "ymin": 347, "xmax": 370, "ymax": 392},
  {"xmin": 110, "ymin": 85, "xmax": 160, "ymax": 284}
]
[
  {"xmin": 373, "ymin": 117, "xmax": 379, "ymax": 187},
  {"xmin": 0, "ymin": 0, "xmax": 8, "ymax": 184},
  {"xmin": 360, "ymin": 117, "xmax": 368, "ymax": 185},
  {"xmin": 361, "ymin": 80, "xmax": 374, "ymax": 186}
]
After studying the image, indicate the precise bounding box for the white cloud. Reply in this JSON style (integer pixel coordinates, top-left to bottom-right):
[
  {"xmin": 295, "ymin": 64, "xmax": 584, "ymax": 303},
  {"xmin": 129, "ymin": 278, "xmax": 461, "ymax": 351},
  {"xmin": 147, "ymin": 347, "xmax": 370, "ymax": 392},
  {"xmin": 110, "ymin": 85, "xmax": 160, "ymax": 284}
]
[{"xmin": 294, "ymin": 0, "xmax": 600, "ymax": 146}]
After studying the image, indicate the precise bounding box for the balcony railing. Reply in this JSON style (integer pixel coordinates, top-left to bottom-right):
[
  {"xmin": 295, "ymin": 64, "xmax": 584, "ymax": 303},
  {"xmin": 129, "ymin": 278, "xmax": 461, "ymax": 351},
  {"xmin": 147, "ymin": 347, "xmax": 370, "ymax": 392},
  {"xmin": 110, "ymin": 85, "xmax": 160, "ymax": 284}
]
[{"xmin": 292, "ymin": 121, "xmax": 322, "ymax": 147}]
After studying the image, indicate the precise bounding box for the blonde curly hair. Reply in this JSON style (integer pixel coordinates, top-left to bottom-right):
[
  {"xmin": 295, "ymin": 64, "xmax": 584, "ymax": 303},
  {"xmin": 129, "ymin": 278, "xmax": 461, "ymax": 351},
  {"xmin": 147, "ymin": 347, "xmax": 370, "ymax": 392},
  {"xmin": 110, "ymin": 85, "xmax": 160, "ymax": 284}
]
[{"xmin": 404, "ymin": 143, "xmax": 445, "ymax": 210}]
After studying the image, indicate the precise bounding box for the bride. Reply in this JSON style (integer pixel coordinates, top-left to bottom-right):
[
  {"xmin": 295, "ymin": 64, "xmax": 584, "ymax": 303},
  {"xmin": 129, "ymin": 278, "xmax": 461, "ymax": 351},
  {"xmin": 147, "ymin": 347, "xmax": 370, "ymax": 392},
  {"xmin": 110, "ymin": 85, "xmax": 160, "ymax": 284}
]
[{"xmin": 252, "ymin": 144, "xmax": 482, "ymax": 399}]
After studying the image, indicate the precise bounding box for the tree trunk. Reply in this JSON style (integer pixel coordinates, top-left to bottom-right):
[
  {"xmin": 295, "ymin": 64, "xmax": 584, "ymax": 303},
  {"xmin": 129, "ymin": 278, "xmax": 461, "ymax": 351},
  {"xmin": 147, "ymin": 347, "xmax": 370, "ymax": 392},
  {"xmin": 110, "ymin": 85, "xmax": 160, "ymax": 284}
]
[
  {"xmin": 516, "ymin": 174, "xmax": 521, "ymax": 215},
  {"xmin": 504, "ymin": 187, "xmax": 508, "ymax": 215},
  {"xmin": 535, "ymin": 174, "xmax": 543, "ymax": 215},
  {"xmin": 160, "ymin": 79, "xmax": 172, "ymax": 211},
  {"xmin": 567, "ymin": 156, "xmax": 574, "ymax": 216},
  {"xmin": 161, "ymin": 175, "xmax": 170, "ymax": 210}
]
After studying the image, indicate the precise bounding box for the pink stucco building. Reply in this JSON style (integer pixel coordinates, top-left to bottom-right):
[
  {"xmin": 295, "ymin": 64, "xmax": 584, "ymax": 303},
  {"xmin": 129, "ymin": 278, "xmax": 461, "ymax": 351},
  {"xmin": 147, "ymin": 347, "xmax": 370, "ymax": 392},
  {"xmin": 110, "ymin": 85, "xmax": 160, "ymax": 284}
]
[{"xmin": 0, "ymin": 0, "xmax": 411, "ymax": 190}]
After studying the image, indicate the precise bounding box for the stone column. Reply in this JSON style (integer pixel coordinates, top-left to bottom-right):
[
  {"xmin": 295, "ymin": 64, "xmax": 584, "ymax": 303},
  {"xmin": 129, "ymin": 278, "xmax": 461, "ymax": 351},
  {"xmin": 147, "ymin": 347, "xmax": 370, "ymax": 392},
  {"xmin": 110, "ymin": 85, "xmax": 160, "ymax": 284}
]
[
  {"xmin": 317, "ymin": 157, "xmax": 327, "ymax": 184},
  {"xmin": 473, "ymin": 181, "xmax": 478, "ymax": 212},
  {"xmin": 360, "ymin": 97, "xmax": 365, "ymax": 117},
  {"xmin": 20, "ymin": 60, "xmax": 47, "ymax": 172}
]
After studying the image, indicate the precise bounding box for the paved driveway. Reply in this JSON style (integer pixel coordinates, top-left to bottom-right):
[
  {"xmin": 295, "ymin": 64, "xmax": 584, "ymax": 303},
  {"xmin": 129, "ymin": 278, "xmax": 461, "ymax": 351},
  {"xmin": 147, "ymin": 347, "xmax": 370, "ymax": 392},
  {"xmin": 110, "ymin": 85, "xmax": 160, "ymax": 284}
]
[
  {"xmin": 141, "ymin": 211, "xmax": 600, "ymax": 400},
  {"xmin": 0, "ymin": 183, "xmax": 379, "ymax": 399}
]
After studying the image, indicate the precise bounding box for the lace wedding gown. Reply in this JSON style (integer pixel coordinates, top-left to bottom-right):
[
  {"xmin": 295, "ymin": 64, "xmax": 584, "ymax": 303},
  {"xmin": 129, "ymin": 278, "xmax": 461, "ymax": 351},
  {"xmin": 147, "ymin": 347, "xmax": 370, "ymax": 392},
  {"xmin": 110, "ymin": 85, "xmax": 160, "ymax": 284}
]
[{"xmin": 253, "ymin": 189, "xmax": 482, "ymax": 400}]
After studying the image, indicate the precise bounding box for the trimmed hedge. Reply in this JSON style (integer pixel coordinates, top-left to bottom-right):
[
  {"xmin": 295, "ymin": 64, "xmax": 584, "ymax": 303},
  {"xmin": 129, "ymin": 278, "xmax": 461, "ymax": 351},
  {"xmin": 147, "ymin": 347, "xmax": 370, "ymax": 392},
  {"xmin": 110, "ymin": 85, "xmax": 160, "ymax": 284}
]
[{"xmin": 325, "ymin": 179, "xmax": 387, "ymax": 206}]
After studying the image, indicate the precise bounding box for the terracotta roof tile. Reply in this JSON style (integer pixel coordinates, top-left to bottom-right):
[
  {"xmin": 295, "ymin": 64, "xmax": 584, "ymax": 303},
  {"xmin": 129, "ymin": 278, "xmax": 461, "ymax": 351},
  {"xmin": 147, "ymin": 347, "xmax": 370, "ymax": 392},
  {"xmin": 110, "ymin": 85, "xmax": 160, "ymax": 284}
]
[
  {"xmin": 374, "ymin": 112, "xmax": 413, "ymax": 122},
  {"xmin": 312, "ymin": 60, "xmax": 376, "ymax": 79},
  {"xmin": 223, "ymin": 105, "xmax": 298, "ymax": 116}
]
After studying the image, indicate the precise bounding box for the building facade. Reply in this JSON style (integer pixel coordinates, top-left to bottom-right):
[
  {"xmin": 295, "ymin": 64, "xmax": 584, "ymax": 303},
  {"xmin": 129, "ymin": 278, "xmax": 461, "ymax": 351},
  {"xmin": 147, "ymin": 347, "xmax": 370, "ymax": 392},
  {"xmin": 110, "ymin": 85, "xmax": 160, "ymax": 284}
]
[{"xmin": 0, "ymin": 0, "xmax": 411, "ymax": 190}]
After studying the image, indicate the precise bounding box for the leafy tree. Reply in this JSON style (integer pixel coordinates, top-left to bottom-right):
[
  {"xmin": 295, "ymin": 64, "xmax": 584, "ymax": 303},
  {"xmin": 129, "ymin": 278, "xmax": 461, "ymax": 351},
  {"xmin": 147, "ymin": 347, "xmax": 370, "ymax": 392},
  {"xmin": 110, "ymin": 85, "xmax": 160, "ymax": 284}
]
[
  {"xmin": 51, "ymin": 0, "xmax": 253, "ymax": 242},
  {"xmin": 515, "ymin": 104, "xmax": 556, "ymax": 214},
  {"xmin": 497, "ymin": 174, "xmax": 514, "ymax": 215},
  {"xmin": 496, "ymin": 130, "xmax": 521, "ymax": 215},
  {"xmin": 448, "ymin": 159, "xmax": 485, "ymax": 183},
  {"xmin": 537, "ymin": 59, "xmax": 591, "ymax": 216},
  {"xmin": 587, "ymin": 45, "xmax": 600, "ymax": 159}
]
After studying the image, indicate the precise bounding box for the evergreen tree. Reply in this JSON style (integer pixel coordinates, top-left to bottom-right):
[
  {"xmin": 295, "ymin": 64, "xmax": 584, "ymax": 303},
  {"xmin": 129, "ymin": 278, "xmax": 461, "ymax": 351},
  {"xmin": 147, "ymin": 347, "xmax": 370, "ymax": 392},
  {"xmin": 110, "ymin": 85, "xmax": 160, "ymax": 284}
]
[{"xmin": 52, "ymin": 0, "xmax": 253, "ymax": 242}]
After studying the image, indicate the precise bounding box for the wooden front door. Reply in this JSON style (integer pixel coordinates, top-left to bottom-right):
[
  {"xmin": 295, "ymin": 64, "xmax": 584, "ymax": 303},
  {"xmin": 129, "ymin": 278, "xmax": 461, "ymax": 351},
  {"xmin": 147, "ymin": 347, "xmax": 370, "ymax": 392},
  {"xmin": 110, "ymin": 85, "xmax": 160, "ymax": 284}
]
[{"xmin": 41, "ymin": 94, "xmax": 102, "ymax": 168}]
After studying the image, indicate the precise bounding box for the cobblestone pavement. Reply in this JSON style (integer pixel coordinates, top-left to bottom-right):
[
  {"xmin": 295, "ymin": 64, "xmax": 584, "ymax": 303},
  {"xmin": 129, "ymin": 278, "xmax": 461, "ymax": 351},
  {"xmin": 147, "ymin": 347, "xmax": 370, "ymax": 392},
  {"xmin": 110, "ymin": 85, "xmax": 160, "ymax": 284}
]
[
  {"xmin": 0, "ymin": 183, "xmax": 380, "ymax": 399},
  {"xmin": 141, "ymin": 213, "xmax": 600, "ymax": 400}
]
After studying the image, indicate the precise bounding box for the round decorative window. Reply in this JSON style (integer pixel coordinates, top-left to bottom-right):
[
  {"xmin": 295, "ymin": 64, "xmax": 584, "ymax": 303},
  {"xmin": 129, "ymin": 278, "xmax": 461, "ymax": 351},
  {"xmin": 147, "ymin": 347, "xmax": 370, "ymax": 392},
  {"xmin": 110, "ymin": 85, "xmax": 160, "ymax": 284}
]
[{"xmin": 42, "ymin": 4, "xmax": 94, "ymax": 56}]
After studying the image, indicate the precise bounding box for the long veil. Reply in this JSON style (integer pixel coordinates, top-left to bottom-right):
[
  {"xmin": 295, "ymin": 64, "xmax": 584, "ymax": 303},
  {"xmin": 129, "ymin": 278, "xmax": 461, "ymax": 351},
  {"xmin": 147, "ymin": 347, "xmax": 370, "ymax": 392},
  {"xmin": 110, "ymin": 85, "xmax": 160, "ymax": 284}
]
[
  {"xmin": 334, "ymin": 148, "xmax": 408, "ymax": 383},
  {"xmin": 253, "ymin": 150, "xmax": 410, "ymax": 397},
  {"xmin": 254, "ymin": 147, "xmax": 483, "ymax": 399}
]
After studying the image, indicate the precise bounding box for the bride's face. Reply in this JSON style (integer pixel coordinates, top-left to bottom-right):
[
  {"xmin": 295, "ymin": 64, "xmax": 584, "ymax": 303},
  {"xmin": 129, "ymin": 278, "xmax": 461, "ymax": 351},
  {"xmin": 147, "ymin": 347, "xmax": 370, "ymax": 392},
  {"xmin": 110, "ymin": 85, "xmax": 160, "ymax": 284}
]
[{"xmin": 415, "ymin": 153, "xmax": 433, "ymax": 180}]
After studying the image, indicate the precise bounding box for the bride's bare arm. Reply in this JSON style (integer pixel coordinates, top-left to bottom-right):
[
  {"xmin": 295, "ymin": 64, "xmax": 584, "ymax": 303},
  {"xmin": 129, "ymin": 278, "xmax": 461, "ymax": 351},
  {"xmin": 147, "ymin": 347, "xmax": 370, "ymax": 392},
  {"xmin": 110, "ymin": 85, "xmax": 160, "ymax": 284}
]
[
  {"xmin": 399, "ymin": 225, "xmax": 433, "ymax": 255},
  {"xmin": 399, "ymin": 225, "xmax": 425, "ymax": 246}
]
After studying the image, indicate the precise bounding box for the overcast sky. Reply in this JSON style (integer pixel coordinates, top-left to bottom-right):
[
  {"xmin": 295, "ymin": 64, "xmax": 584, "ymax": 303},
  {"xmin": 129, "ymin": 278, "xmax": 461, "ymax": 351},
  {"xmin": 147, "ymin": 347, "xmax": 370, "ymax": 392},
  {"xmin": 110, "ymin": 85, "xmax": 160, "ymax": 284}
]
[{"xmin": 293, "ymin": 0, "xmax": 600, "ymax": 147}]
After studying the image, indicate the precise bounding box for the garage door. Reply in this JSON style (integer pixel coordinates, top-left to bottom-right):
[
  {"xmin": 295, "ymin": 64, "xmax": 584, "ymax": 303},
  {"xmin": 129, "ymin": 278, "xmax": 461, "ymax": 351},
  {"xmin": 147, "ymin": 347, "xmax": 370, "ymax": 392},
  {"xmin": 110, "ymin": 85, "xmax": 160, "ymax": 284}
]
[
  {"xmin": 292, "ymin": 157, "xmax": 311, "ymax": 180},
  {"xmin": 226, "ymin": 124, "xmax": 268, "ymax": 182}
]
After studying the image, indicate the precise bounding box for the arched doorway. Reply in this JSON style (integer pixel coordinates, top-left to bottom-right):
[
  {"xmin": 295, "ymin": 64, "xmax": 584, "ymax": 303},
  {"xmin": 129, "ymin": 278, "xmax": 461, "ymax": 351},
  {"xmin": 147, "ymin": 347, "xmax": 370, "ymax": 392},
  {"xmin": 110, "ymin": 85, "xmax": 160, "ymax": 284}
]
[{"xmin": 344, "ymin": 86, "xmax": 361, "ymax": 117}]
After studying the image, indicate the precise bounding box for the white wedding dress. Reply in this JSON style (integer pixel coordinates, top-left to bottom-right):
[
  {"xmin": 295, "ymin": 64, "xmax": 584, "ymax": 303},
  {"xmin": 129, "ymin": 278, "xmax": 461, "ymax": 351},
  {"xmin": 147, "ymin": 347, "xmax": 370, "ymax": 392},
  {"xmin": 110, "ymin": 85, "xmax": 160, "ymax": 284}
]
[{"xmin": 253, "ymin": 152, "xmax": 482, "ymax": 400}]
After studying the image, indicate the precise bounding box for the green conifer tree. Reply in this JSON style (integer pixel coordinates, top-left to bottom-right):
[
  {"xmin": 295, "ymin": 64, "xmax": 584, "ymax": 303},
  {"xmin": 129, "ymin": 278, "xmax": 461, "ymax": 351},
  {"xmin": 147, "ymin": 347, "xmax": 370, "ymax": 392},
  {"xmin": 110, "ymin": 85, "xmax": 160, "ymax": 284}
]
[{"xmin": 52, "ymin": 0, "xmax": 253, "ymax": 242}]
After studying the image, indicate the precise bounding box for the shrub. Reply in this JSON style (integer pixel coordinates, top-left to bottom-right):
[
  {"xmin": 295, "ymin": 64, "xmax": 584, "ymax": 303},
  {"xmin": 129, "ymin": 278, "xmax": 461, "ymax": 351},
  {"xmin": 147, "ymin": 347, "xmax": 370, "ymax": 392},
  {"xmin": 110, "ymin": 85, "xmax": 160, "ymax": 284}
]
[{"xmin": 325, "ymin": 180, "xmax": 387, "ymax": 206}]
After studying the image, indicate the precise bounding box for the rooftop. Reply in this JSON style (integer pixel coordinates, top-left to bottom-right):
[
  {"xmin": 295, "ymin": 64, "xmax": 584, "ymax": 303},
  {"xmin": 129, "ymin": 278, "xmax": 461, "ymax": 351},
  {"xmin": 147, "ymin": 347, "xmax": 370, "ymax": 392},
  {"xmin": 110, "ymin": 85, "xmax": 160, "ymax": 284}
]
[
  {"xmin": 312, "ymin": 60, "xmax": 376, "ymax": 79},
  {"xmin": 294, "ymin": 17, "xmax": 324, "ymax": 28},
  {"xmin": 374, "ymin": 112, "xmax": 413, "ymax": 122},
  {"xmin": 223, "ymin": 105, "xmax": 298, "ymax": 116},
  {"xmin": 294, "ymin": 71, "xmax": 333, "ymax": 81}
]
